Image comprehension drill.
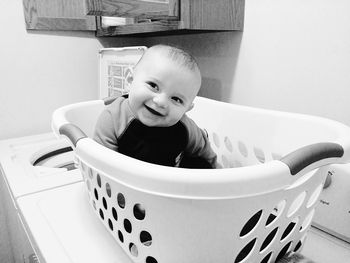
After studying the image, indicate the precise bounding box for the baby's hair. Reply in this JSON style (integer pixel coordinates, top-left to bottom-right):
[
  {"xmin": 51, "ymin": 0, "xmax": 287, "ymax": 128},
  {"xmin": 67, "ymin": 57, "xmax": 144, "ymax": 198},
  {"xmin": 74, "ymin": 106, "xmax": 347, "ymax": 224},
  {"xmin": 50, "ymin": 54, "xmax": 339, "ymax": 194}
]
[{"xmin": 139, "ymin": 44, "xmax": 200, "ymax": 73}]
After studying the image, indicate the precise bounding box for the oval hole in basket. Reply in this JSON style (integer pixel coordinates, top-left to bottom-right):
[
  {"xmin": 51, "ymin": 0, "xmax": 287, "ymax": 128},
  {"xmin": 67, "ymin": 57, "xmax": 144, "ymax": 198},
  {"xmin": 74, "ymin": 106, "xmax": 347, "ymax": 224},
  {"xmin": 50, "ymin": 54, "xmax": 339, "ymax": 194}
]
[
  {"xmin": 87, "ymin": 167, "xmax": 93, "ymax": 179},
  {"xmin": 287, "ymin": 192, "xmax": 306, "ymax": 217},
  {"xmin": 306, "ymin": 184, "xmax": 323, "ymax": 208},
  {"xmin": 118, "ymin": 230, "xmax": 124, "ymax": 243},
  {"xmin": 94, "ymin": 188, "xmax": 99, "ymax": 200},
  {"xmin": 260, "ymin": 227, "xmax": 278, "ymax": 252},
  {"xmin": 280, "ymin": 217, "xmax": 299, "ymax": 241},
  {"xmin": 106, "ymin": 183, "xmax": 112, "ymax": 198},
  {"xmin": 86, "ymin": 180, "xmax": 91, "ymax": 191},
  {"xmin": 117, "ymin": 193, "xmax": 126, "ymax": 209},
  {"xmin": 96, "ymin": 173, "xmax": 101, "ymax": 188},
  {"xmin": 81, "ymin": 162, "xmax": 86, "ymax": 172},
  {"xmin": 112, "ymin": 207, "xmax": 118, "ymax": 221},
  {"xmin": 99, "ymin": 209, "xmax": 104, "ymax": 220},
  {"xmin": 221, "ymin": 155, "xmax": 230, "ymax": 168},
  {"xmin": 224, "ymin": 136, "xmax": 233, "ymax": 152},
  {"xmin": 129, "ymin": 243, "xmax": 138, "ymax": 257},
  {"xmin": 266, "ymin": 200, "xmax": 286, "ymax": 226},
  {"xmin": 240, "ymin": 210, "xmax": 263, "ymax": 237},
  {"xmin": 294, "ymin": 240, "xmax": 302, "ymax": 252},
  {"xmin": 108, "ymin": 219, "xmax": 113, "ymax": 231},
  {"xmin": 254, "ymin": 147, "xmax": 265, "ymax": 163},
  {"xmin": 124, "ymin": 219, "xmax": 132, "ymax": 233},
  {"xmin": 238, "ymin": 141, "xmax": 248, "ymax": 158},
  {"xmin": 140, "ymin": 231, "xmax": 152, "ymax": 246},
  {"xmin": 102, "ymin": 197, "xmax": 108, "ymax": 210},
  {"xmin": 260, "ymin": 252, "xmax": 272, "ymax": 263},
  {"xmin": 234, "ymin": 238, "xmax": 256, "ymax": 263},
  {"xmin": 133, "ymin": 203, "xmax": 146, "ymax": 220},
  {"xmin": 146, "ymin": 256, "xmax": 158, "ymax": 263},
  {"xmin": 212, "ymin": 132, "xmax": 221, "ymax": 148},
  {"xmin": 300, "ymin": 209, "xmax": 315, "ymax": 232},
  {"xmin": 293, "ymin": 234, "xmax": 306, "ymax": 252},
  {"xmin": 275, "ymin": 241, "xmax": 292, "ymax": 262}
]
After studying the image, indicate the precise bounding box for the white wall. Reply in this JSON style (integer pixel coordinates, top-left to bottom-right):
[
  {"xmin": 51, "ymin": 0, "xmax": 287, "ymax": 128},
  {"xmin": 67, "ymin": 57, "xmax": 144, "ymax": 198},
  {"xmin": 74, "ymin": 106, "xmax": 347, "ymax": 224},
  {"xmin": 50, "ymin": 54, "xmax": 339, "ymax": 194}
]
[
  {"xmin": 122, "ymin": 0, "xmax": 350, "ymax": 127},
  {"xmin": 1, "ymin": 0, "xmax": 349, "ymax": 139},
  {"xmin": 0, "ymin": 0, "xmax": 102, "ymax": 140},
  {"xmin": 232, "ymin": 0, "xmax": 350, "ymax": 125}
]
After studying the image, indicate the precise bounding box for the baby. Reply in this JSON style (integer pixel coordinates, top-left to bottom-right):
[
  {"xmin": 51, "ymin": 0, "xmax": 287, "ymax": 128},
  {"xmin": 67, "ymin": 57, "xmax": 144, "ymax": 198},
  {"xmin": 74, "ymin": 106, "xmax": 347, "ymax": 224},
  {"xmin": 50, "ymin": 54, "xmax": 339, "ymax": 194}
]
[{"xmin": 94, "ymin": 44, "xmax": 217, "ymax": 168}]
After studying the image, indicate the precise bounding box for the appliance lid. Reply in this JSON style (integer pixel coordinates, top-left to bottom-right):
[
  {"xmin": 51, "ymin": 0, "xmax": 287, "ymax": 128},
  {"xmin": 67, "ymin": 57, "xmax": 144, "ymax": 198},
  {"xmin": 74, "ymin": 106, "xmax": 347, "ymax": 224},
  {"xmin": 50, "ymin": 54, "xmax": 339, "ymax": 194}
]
[
  {"xmin": 0, "ymin": 133, "xmax": 82, "ymax": 198},
  {"xmin": 32, "ymin": 146, "xmax": 75, "ymax": 171}
]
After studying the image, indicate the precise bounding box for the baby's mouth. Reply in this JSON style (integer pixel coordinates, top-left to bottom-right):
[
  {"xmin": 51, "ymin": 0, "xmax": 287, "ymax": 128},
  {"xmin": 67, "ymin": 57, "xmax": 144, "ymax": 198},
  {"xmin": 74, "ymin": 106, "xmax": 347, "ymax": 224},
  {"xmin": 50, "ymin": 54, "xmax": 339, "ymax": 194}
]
[{"xmin": 144, "ymin": 105, "xmax": 164, "ymax": 117}]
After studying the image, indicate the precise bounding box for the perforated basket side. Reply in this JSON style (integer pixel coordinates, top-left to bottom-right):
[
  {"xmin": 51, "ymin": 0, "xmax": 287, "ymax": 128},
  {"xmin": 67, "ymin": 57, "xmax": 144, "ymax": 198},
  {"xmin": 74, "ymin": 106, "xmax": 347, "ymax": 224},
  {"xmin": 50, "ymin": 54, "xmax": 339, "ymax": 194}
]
[
  {"xmin": 52, "ymin": 96, "xmax": 350, "ymax": 263},
  {"xmin": 78, "ymin": 157, "xmax": 327, "ymax": 263}
]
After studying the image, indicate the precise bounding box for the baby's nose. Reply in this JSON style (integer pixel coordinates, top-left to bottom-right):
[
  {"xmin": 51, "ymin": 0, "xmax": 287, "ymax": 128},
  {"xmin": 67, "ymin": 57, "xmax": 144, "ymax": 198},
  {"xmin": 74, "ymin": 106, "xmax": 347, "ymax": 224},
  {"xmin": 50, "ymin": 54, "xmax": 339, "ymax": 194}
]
[{"xmin": 153, "ymin": 94, "xmax": 168, "ymax": 108}]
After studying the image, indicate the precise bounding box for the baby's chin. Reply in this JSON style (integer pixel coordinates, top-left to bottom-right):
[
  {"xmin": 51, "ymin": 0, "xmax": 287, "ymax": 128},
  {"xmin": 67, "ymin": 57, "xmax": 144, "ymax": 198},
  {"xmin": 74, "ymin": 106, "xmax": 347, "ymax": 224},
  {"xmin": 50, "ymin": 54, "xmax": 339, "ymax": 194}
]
[{"xmin": 139, "ymin": 117, "xmax": 178, "ymax": 128}]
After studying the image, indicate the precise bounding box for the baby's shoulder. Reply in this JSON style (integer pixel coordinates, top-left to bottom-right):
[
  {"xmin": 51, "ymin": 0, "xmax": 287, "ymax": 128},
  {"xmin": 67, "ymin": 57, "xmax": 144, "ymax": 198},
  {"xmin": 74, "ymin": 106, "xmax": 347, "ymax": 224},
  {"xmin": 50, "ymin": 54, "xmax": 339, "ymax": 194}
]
[
  {"xmin": 103, "ymin": 96, "xmax": 135, "ymax": 134},
  {"xmin": 180, "ymin": 114, "xmax": 208, "ymax": 139},
  {"xmin": 106, "ymin": 95, "xmax": 127, "ymax": 108},
  {"xmin": 180, "ymin": 114, "xmax": 198, "ymax": 129},
  {"xmin": 106, "ymin": 96, "xmax": 130, "ymax": 116}
]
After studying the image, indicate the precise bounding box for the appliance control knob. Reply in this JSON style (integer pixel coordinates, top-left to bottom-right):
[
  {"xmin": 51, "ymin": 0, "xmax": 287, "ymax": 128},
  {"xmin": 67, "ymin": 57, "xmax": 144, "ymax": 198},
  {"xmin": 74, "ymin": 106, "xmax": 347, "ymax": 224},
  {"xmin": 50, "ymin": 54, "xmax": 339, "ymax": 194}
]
[{"xmin": 323, "ymin": 170, "xmax": 333, "ymax": 189}]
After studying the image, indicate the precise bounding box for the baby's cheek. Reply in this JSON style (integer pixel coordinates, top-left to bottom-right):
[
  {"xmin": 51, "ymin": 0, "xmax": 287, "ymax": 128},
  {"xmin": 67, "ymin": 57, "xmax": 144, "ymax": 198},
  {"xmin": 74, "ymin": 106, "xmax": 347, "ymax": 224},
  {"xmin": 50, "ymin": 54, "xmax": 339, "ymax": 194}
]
[{"xmin": 172, "ymin": 109, "xmax": 186, "ymax": 122}]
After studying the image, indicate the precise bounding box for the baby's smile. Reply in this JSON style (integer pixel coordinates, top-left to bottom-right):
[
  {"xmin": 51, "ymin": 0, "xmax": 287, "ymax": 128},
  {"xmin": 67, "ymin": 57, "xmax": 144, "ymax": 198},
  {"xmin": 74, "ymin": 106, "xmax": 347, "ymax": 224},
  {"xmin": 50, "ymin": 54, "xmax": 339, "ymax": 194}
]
[{"xmin": 144, "ymin": 104, "xmax": 164, "ymax": 117}]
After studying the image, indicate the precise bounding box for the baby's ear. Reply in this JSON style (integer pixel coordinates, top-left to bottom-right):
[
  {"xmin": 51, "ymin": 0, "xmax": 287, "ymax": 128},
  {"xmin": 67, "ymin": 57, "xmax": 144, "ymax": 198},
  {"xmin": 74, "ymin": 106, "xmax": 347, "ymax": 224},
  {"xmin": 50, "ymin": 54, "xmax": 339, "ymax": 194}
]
[{"xmin": 186, "ymin": 103, "xmax": 194, "ymax": 112}]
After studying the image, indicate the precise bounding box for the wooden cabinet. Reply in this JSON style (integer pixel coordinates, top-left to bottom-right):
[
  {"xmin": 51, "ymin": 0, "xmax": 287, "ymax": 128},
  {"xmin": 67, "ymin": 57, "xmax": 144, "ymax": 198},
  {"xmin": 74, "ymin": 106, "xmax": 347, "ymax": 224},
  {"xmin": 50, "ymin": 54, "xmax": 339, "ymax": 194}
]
[
  {"xmin": 86, "ymin": 0, "xmax": 245, "ymax": 36},
  {"xmin": 22, "ymin": 0, "xmax": 245, "ymax": 35},
  {"xmin": 22, "ymin": 0, "xmax": 96, "ymax": 31},
  {"xmin": 86, "ymin": 0, "xmax": 178, "ymax": 19}
]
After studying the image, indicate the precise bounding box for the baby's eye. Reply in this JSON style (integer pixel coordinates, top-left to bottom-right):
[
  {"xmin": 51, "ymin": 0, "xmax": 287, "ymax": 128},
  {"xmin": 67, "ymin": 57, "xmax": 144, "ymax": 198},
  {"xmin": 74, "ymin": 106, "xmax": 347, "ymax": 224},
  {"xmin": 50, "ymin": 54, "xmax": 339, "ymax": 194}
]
[
  {"xmin": 146, "ymin": 81, "xmax": 158, "ymax": 91},
  {"xmin": 172, "ymin": 97, "xmax": 183, "ymax": 104}
]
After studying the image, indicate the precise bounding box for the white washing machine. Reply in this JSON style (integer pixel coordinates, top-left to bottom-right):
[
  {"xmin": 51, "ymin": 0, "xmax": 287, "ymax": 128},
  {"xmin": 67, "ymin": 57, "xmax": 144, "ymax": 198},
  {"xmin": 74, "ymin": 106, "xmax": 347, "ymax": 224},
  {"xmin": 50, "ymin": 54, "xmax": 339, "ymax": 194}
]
[
  {"xmin": 17, "ymin": 182, "xmax": 133, "ymax": 263},
  {"xmin": 0, "ymin": 132, "xmax": 81, "ymax": 263},
  {"xmin": 0, "ymin": 132, "xmax": 133, "ymax": 263},
  {"xmin": 2, "ymin": 46, "xmax": 350, "ymax": 263},
  {"xmin": 0, "ymin": 47, "xmax": 145, "ymax": 263}
]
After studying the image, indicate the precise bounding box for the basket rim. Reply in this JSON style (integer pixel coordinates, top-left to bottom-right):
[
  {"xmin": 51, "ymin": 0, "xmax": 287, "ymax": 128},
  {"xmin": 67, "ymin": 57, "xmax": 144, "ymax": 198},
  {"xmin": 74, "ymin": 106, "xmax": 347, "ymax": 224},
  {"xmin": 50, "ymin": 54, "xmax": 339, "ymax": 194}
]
[
  {"xmin": 53, "ymin": 96, "xmax": 350, "ymax": 198},
  {"xmin": 76, "ymin": 137, "xmax": 297, "ymax": 199}
]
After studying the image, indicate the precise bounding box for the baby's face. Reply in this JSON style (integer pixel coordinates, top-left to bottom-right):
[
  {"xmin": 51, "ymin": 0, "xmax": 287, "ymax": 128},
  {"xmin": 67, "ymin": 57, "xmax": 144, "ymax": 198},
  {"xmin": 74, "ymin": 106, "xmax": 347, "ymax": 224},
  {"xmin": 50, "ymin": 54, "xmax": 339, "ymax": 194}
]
[{"xmin": 128, "ymin": 51, "xmax": 201, "ymax": 127}]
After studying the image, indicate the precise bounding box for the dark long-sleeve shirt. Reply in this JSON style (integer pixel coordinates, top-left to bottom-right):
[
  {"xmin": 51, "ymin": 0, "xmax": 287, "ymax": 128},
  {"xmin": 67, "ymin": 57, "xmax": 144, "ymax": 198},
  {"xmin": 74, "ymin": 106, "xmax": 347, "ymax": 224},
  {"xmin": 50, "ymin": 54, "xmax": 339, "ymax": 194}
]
[{"xmin": 93, "ymin": 96, "xmax": 217, "ymax": 168}]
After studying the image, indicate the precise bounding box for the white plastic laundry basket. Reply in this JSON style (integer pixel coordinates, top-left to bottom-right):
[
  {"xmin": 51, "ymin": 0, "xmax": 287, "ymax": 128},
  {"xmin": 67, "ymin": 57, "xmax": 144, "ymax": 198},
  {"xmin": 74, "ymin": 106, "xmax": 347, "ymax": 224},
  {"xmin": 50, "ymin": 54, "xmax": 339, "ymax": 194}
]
[{"xmin": 52, "ymin": 96, "xmax": 350, "ymax": 263}]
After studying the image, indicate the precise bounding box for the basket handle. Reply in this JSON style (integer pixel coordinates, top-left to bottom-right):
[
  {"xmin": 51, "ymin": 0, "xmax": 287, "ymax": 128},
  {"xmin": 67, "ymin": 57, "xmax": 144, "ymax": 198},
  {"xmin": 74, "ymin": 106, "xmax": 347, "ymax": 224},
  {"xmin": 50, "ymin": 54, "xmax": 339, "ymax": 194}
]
[
  {"xmin": 280, "ymin": 142, "xmax": 344, "ymax": 175},
  {"xmin": 59, "ymin": 123, "xmax": 87, "ymax": 147}
]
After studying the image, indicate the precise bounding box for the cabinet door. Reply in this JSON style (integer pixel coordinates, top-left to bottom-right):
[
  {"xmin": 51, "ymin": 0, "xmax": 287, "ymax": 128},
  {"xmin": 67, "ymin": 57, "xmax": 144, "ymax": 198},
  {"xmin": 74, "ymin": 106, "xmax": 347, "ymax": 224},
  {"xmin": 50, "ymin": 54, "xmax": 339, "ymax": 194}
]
[
  {"xmin": 93, "ymin": 0, "xmax": 244, "ymax": 36},
  {"xmin": 23, "ymin": 0, "xmax": 96, "ymax": 31},
  {"xmin": 86, "ymin": 0, "xmax": 178, "ymax": 19},
  {"xmin": 181, "ymin": 0, "xmax": 245, "ymax": 30}
]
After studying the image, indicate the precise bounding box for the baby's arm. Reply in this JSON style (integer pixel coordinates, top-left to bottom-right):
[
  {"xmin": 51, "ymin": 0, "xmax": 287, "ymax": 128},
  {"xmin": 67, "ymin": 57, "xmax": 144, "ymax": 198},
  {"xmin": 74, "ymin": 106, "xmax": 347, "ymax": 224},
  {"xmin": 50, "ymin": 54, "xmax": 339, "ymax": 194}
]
[
  {"xmin": 93, "ymin": 109, "xmax": 118, "ymax": 151},
  {"xmin": 181, "ymin": 116, "xmax": 217, "ymax": 168}
]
